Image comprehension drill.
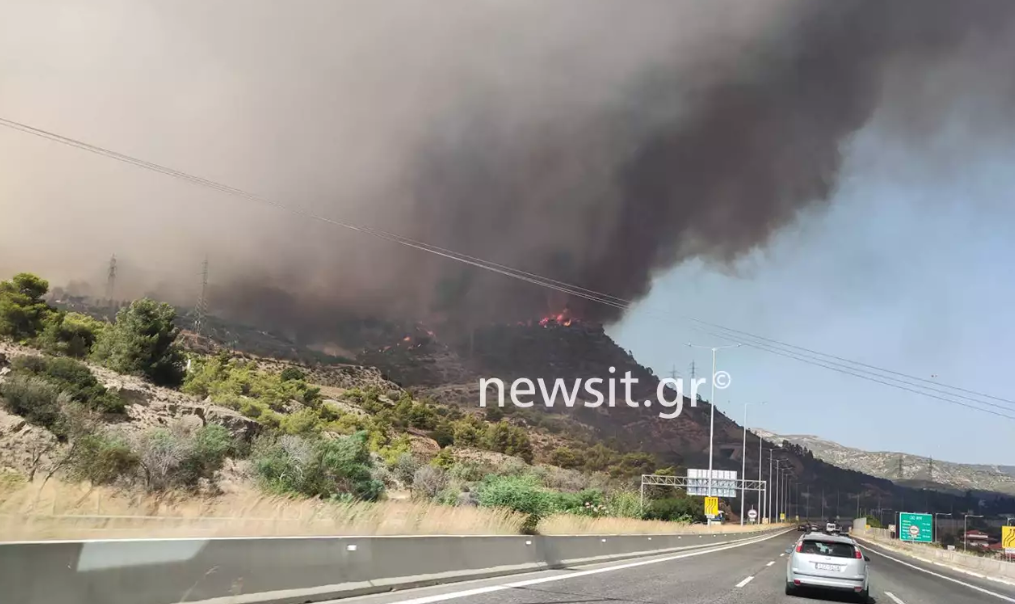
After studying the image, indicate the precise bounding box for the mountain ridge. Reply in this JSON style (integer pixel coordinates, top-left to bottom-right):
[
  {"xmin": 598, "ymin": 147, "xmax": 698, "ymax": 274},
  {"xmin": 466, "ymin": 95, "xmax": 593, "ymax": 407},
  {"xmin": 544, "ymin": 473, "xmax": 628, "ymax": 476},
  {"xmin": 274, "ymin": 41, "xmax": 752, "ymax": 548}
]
[{"xmin": 755, "ymin": 429, "xmax": 1015, "ymax": 496}]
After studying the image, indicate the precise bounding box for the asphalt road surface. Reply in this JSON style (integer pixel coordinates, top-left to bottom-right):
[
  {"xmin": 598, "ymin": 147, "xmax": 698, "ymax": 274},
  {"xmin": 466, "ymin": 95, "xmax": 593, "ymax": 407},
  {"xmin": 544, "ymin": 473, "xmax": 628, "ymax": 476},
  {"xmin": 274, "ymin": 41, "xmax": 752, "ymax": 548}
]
[{"xmin": 324, "ymin": 530, "xmax": 1015, "ymax": 604}]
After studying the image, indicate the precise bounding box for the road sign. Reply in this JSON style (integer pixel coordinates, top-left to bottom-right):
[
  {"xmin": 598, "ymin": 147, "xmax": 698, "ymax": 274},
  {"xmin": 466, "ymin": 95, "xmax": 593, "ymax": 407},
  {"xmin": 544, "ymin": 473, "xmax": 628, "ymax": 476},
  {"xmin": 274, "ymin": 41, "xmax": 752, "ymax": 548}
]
[
  {"xmin": 704, "ymin": 497, "xmax": 719, "ymax": 518},
  {"xmin": 687, "ymin": 469, "xmax": 738, "ymax": 497},
  {"xmin": 898, "ymin": 512, "xmax": 933, "ymax": 543},
  {"xmin": 1003, "ymin": 526, "xmax": 1015, "ymax": 555},
  {"xmin": 780, "ymin": 512, "xmax": 786, "ymax": 521},
  {"xmin": 748, "ymin": 509, "xmax": 758, "ymax": 521}
]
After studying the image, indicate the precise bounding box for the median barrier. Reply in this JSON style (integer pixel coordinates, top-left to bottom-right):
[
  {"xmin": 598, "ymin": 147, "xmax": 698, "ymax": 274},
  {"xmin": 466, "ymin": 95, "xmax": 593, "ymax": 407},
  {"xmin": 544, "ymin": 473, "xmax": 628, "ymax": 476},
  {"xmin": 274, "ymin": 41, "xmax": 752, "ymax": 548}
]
[{"xmin": 0, "ymin": 527, "xmax": 785, "ymax": 604}]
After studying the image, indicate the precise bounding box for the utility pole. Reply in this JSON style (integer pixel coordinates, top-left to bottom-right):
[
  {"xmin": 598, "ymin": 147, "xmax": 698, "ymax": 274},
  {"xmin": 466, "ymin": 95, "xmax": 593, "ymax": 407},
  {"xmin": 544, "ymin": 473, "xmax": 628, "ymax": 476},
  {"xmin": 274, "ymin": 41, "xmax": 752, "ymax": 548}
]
[
  {"xmin": 740, "ymin": 402, "xmax": 764, "ymax": 525},
  {"xmin": 687, "ymin": 342, "xmax": 742, "ymax": 503},
  {"xmin": 758, "ymin": 436, "xmax": 764, "ymax": 522},
  {"xmin": 898, "ymin": 454, "xmax": 904, "ymax": 480},
  {"xmin": 194, "ymin": 256, "xmax": 210, "ymax": 336},
  {"xmin": 928, "ymin": 457, "xmax": 934, "ymax": 482},
  {"xmin": 803, "ymin": 486, "xmax": 811, "ymax": 518},
  {"xmin": 105, "ymin": 254, "xmax": 117, "ymax": 309},
  {"xmin": 768, "ymin": 451, "xmax": 774, "ymax": 522},
  {"xmin": 821, "ymin": 488, "xmax": 826, "ymax": 519}
]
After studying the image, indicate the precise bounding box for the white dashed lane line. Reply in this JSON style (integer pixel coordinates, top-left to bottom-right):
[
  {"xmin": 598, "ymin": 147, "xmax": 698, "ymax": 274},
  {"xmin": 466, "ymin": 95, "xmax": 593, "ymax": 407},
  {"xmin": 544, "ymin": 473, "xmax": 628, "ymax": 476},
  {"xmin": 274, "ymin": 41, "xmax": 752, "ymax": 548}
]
[
  {"xmin": 884, "ymin": 592, "xmax": 906, "ymax": 604},
  {"xmin": 766, "ymin": 561, "xmax": 775, "ymax": 567},
  {"xmin": 735, "ymin": 576, "xmax": 754, "ymax": 588}
]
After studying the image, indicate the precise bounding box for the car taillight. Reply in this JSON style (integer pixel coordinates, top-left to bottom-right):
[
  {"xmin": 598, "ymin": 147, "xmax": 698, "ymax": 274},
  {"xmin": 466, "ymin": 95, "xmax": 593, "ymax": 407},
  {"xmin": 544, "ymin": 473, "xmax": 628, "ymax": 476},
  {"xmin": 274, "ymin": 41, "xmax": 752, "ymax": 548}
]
[
  {"xmin": 795, "ymin": 542, "xmax": 803, "ymax": 553},
  {"xmin": 854, "ymin": 548, "xmax": 863, "ymax": 559}
]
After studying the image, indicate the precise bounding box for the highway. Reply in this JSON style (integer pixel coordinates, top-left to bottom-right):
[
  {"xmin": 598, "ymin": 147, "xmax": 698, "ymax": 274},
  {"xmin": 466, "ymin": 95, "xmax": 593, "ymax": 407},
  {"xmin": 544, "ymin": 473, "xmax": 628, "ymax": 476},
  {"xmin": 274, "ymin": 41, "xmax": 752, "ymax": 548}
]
[{"xmin": 324, "ymin": 530, "xmax": 1015, "ymax": 604}]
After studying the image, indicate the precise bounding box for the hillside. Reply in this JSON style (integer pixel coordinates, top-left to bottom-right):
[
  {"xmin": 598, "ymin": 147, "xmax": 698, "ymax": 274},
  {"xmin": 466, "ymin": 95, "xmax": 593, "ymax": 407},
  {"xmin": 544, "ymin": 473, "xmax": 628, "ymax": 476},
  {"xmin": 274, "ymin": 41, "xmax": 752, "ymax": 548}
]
[
  {"xmin": 754, "ymin": 429, "xmax": 1015, "ymax": 497},
  {"xmin": 33, "ymin": 290, "xmax": 1015, "ymax": 520}
]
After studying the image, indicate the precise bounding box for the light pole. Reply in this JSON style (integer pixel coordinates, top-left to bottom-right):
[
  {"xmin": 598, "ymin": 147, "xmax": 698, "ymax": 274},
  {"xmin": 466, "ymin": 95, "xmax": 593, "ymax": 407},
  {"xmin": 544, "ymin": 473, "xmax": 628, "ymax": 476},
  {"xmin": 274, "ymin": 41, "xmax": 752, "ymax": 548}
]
[
  {"xmin": 964, "ymin": 514, "xmax": 983, "ymax": 551},
  {"xmin": 768, "ymin": 450, "xmax": 774, "ymax": 523},
  {"xmin": 740, "ymin": 401, "xmax": 765, "ymax": 525},
  {"xmin": 934, "ymin": 513, "xmax": 952, "ymax": 544},
  {"xmin": 758, "ymin": 433, "xmax": 765, "ymax": 521},
  {"xmin": 688, "ymin": 342, "xmax": 742, "ymax": 501},
  {"xmin": 774, "ymin": 459, "xmax": 781, "ymax": 522}
]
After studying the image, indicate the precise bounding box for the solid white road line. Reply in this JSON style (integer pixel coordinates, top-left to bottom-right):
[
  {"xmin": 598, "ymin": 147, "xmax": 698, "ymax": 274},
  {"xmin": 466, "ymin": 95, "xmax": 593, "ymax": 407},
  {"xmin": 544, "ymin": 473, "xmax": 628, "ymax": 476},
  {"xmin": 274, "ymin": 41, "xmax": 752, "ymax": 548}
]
[
  {"xmin": 884, "ymin": 592, "xmax": 906, "ymax": 604},
  {"xmin": 863, "ymin": 546, "xmax": 1015, "ymax": 603},
  {"xmin": 382, "ymin": 530, "xmax": 792, "ymax": 604},
  {"xmin": 735, "ymin": 576, "xmax": 754, "ymax": 588},
  {"xmin": 765, "ymin": 561, "xmax": 775, "ymax": 567}
]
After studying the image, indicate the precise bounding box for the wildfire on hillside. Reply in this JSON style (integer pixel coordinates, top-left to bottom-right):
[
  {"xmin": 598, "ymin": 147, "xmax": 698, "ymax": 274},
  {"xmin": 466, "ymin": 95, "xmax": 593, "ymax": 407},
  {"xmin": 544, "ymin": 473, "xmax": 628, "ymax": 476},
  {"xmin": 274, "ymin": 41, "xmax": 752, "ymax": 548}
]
[{"xmin": 538, "ymin": 305, "xmax": 578, "ymax": 328}]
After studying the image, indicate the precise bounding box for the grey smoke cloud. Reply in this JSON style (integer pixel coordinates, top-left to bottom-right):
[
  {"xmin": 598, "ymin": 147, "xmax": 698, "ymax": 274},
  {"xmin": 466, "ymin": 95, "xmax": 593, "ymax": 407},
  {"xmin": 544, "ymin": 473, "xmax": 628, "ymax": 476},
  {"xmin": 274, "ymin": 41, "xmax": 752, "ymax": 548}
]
[{"xmin": 1, "ymin": 0, "xmax": 1014, "ymax": 341}]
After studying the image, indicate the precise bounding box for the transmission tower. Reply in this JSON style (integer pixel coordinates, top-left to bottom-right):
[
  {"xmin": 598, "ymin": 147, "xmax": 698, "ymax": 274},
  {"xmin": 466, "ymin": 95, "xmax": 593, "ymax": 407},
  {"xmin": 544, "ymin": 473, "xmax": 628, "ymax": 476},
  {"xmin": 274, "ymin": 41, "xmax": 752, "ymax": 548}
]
[
  {"xmin": 194, "ymin": 256, "xmax": 209, "ymax": 335},
  {"xmin": 104, "ymin": 254, "xmax": 117, "ymax": 308}
]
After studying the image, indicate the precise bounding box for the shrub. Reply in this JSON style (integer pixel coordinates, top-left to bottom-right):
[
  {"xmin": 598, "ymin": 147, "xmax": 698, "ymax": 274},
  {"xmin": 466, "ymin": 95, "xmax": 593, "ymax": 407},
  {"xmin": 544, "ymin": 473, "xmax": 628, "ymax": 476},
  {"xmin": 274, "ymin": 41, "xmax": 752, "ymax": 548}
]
[
  {"xmin": 0, "ymin": 375, "xmax": 64, "ymax": 431},
  {"xmin": 0, "ymin": 273, "xmax": 54, "ymax": 341},
  {"xmin": 550, "ymin": 447, "xmax": 583, "ymax": 470},
  {"xmin": 452, "ymin": 418, "xmax": 482, "ymax": 446},
  {"xmin": 36, "ymin": 312, "xmax": 106, "ymax": 358},
  {"xmin": 280, "ymin": 408, "xmax": 323, "ymax": 436},
  {"xmin": 91, "ymin": 298, "xmax": 186, "ymax": 387},
  {"xmin": 279, "ymin": 367, "xmax": 306, "ymax": 382},
  {"xmin": 483, "ymin": 421, "xmax": 533, "ymax": 463},
  {"xmin": 606, "ymin": 490, "xmax": 643, "ymax": 519},
  {"xmin": 391, "ymin": 452, "xmax": 421, "ymax": 485},
  {"xmin": 643, "ymin": 496, "xmax": 701, "ymax": 523},
  {"xmin": 132, "ymin": 423, "xmax": 235, "ymax": 492},
  {"xmin": 67, "ymin": 431, "xmax": 139, "ymax": 485},
  {"xmin": 475, "ymin": 474, "xmax": 549, "ymax": 533},
  {"xmin": 12, "ymin": 355, "xmax": 123, "ymax": 414},
  {"xmin": 431, "ymin": 447, "xmax": 455, "ymax": 469},
  {"xmin": 429, "ymin": 421, "xmax": 455, "ymax": 448},
  {"xmin": 253, "ymin": 432, "xmax": 383, "ymax": 501},
  {"xmin": 413, "ymin": 465, "xmax": 448, "ymax": 499}
]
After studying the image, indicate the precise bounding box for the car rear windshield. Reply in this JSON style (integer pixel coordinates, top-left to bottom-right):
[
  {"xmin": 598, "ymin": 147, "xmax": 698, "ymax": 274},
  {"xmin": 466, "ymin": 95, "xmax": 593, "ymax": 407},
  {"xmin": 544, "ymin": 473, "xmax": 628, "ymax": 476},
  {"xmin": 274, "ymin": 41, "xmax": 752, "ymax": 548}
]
[{"xmin": 799, "ymin": 540, "xmax": 857, "ymax": 558}]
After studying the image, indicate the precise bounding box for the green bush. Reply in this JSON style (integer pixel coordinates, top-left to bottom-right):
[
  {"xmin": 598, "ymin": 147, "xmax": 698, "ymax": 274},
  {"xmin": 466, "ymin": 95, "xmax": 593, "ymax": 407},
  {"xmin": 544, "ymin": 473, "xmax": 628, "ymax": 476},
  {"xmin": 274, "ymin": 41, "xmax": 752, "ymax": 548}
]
[
  {"xmin": 429, "ymin": 421, "xmax": 455, "ymax": 448},
  {"xmin": 12, "ymin": 356, "xmax": 123, "ymax": 414},
  {"xmin": 183, "ymin": 355, "xmax": 321, "ymax": 412},
  {"xmin": 550, "ymin": 447, "xmax": 582, "ymax": 469},
  {"xmin": 67, "ymin": 431, "xmax": 139, "ymax": 485},
  {"xmin": 132, "ymin": 423, "xmax": 235, "ymax": 491},
  {"xmin": 643, "ymin": 496, "xmax": 702, "ymax": 523},
  {"xmin": 0, "ymin": 374, "xmax": 64, "ymax": 431},
  {"xmin": 253, "ymin": 431, "xmax": 383, "ymax": 501},
  {"xmin": 91, "ymin": 298, "xmax": 186, "ymax": 387},
  {"xmin": 483, "ymin": 421, "xmax": 533, "ymax": 463},
  {"xmin": 431, "ymin": 447, "xmax": 455, "ymax": 469},
  {"xmin": 36, "ymin": 312, "xmax": 106, "ymax": 358},
  {"xmin": 0, "ymin": 273, "xmax": 55, "ymax": 342}
]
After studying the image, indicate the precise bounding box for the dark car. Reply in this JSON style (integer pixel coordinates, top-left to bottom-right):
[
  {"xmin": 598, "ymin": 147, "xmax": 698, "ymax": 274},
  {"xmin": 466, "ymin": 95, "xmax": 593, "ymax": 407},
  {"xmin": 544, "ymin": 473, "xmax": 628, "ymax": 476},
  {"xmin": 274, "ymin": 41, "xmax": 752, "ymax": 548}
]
[{"xmin": 798, "ymin": 522, "xmax": 810, "ymax": 532}]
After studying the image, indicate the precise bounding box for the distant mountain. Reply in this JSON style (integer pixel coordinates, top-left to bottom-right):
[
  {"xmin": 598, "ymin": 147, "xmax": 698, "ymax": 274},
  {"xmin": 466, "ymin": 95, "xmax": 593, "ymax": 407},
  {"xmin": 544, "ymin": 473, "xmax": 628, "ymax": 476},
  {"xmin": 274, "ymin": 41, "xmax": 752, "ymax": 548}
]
[{"xmin": 755, "ymin": 430, "xmax": 1015, "ymax": 496}]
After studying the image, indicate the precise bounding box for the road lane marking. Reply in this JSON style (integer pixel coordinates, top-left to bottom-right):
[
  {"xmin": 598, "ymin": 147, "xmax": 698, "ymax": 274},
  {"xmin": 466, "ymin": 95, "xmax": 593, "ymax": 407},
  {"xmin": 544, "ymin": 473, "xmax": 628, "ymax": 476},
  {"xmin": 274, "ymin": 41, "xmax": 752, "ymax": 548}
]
[
  {"xmin": 780, "ymin": 553, "xmax": 785, "ymax": 557},
  {"xmin": 379, "ymin": 530, "xmax": 794, "ymax": 604},
  {"xmin": 862, "ymin": 545, "xmax": 1015, "ymax": 603},
  {"xmin": 766, "ymin": 561, "xmax": 775, "ymax": 567},
  {"xmin": 736, "ymin": 576, "xmax": 754, "ymax": 588},
  {"xmin": 884, "ymin": 592, "xmax": 906, "ymax": 604}
]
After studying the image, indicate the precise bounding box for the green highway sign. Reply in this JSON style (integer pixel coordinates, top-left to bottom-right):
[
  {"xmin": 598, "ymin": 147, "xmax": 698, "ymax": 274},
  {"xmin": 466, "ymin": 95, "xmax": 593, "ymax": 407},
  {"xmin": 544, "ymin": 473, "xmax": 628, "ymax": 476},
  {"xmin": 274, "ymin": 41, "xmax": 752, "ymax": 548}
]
[{"xmin": 898, "ymin": 512, "xmax": 933, "ymax": 543}]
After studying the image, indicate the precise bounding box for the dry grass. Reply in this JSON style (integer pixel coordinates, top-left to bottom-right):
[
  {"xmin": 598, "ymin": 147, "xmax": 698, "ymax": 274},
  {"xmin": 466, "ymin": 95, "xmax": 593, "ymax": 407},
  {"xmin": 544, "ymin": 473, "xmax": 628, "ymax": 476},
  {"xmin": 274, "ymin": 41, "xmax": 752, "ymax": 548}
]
[
  {"xmin": 0, "ymin": 478, "xmax": 527, "ymax": 540},
  {"xmin": 538, "ymin": 514, "xmax": 786, "ymax": 535},
  {"xmin": 0, "ymin": 478, "xmax": 786, "ymax": 541}
]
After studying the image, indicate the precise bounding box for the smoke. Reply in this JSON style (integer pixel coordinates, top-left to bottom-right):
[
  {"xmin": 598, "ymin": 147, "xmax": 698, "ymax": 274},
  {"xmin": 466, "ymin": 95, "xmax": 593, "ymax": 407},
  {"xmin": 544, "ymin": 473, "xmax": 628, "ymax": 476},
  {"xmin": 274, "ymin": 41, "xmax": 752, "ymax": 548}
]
[{"xmin": 2, "ymin": 0, "xmax": 1014, "ymax": 341}]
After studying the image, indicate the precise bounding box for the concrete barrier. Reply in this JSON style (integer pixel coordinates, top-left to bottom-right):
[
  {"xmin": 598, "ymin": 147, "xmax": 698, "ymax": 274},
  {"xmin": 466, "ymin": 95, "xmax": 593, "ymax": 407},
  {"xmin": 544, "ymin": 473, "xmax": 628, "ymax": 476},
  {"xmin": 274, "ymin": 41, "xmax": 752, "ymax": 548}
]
[
  {"xmin": 0, "ymin": 529, "xmax": 783, "ymax": 604},
  {"xmin": 855, "ymin": 530, "xmax": 1015, "ymax": 583}
]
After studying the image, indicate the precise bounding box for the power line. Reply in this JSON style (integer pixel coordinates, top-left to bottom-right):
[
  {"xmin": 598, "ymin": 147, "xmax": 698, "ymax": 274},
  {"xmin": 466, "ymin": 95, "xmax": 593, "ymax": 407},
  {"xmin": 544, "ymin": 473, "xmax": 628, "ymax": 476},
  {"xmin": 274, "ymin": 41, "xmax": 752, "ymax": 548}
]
[{"xmin": 3, "ymin": 115, "xmax": 1012, "ymax": 420}]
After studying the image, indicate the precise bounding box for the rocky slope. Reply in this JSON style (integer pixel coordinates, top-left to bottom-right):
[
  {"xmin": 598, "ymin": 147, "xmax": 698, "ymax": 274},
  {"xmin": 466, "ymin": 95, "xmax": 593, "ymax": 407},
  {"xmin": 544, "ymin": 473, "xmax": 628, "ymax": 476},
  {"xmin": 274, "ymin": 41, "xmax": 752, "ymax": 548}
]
[{"xmin": 755, "ymin": 429, "xmax": 1015, "ymax": 496}]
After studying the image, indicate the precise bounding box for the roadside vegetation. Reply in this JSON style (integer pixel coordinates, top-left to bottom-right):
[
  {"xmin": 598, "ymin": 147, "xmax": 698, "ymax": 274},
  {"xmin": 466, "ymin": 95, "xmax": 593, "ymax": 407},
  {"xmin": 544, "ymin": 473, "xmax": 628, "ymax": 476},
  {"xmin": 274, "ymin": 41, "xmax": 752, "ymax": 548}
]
[{"xmin": 1, "ymin": 271, "xmax": 716, "ymax": 536}]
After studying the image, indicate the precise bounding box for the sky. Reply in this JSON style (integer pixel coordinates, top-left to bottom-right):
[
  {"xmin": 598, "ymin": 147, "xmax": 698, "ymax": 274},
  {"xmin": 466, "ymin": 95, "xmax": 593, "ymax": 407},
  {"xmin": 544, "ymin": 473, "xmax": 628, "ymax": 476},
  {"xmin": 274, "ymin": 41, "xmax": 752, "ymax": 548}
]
[{"xmin": 611, "ymin": 126, "xmax": 1015, "ymax": 466}]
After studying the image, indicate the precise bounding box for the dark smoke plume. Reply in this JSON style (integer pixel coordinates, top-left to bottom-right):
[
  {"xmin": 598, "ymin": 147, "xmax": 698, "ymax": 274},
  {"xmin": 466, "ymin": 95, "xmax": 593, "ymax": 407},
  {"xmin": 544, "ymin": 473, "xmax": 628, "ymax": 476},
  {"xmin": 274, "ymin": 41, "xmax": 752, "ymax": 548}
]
[{"xmin": 2, "ymin": 0, "xmax": 1014, "ymax": 342}]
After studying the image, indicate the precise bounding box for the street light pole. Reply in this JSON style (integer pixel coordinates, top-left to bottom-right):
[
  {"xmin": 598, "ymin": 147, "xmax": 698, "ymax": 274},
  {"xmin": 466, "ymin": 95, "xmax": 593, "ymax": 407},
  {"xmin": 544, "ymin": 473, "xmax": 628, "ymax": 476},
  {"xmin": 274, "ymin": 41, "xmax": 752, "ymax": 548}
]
[
  {"xmin": 773, "ymin": 459, "xmax": 780, "ymax": 522},
  {"xmin": 688, "ymin": 342, "xmax": 742, "ymax": 505},
  {"xmin": 740, "ymin": 401, "xmax": 765, "ymax": 525},
  {"xmin": 758, "ymin": 433, "xmax": 764, "ymax": 521}
]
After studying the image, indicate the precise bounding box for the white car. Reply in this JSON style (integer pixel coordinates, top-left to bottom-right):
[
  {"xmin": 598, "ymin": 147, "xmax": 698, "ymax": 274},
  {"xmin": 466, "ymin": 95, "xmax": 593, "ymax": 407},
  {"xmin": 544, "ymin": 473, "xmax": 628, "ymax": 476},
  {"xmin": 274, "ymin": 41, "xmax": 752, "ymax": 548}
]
[{"xmin": 787, "ymin": 533, "xmax": 870, "ymax": 602}]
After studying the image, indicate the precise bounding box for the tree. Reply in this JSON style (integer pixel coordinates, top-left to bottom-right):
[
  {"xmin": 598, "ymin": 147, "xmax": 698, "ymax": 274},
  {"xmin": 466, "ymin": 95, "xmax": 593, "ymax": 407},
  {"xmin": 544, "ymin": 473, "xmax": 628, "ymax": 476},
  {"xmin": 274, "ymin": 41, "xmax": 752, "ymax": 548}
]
[
  {"xmin": 0, "ymin": 273, "xmax": 54, "ymax": 341},
  {"xmin": 91, "ymin": 298, "xmax": 186, "ymax": 386}
]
